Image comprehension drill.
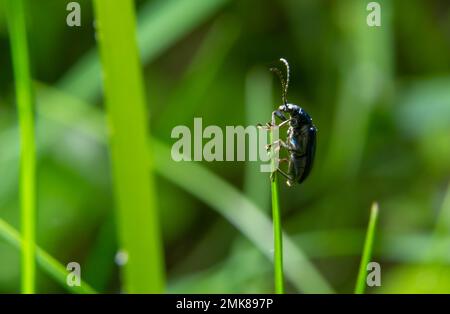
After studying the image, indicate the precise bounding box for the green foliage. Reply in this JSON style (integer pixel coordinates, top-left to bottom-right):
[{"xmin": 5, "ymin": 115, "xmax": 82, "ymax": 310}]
[
  {"xmin": 0, "ymin": 218, "xmax": 96, "ymax": 294},
  {"xmin": 28, "ymin": 84, "xmax": 332, "ymax": 293},
  {"xmin": 1, "ymin": 0, "xmax": 450, "ymax": 294}
]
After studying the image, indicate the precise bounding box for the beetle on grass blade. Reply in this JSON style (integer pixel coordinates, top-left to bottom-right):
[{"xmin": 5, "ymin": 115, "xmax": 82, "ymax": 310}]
[{"xmin": 259, "ymin": 58, "xmax": 317, "ymax": 187}]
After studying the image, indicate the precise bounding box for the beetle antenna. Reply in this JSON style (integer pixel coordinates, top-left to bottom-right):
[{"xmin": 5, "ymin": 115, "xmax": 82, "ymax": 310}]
[
  {"xmin": 270, "ymin": 67, "xmax": 286, "ymax": 104},
  {"xmin": 270, "ymin": 58, "xmax": 290, "ymax": 105},
  {"xmin": 279, "ymin": 58, "xmax": 290, "ymax": 104}
]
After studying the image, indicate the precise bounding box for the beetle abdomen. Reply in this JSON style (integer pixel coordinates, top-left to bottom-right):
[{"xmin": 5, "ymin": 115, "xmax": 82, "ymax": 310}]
[{"xmin": 296, "ymin": 125, "xmax": 317, "ymax": 183}]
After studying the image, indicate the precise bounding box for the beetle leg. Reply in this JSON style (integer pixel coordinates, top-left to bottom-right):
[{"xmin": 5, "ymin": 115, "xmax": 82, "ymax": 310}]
[
  {"xmin": 272, "ymin": 168, "xmax": 295, "ymax": 186},
  {"xmin": 265, "ymin": 139, "xmax": 288, "ymax": 152},
  {"xmin": 269, "ymin": 155, "xmax": 295, "ymax": 186},
  {"xmin": 257, "ymin": 123, "xmax": 271, "ymax": 130},
  {"xmin": 269, "ymin": 169, "xmax": 290, "ymax": 182},
  {"xmin": 272, "ymin": 110, "xmax": 288, "ymax": 124},
  {"xmin": 277, "ymin": 119, "xmax": 292, "ymax": 128},
  {"xmin": 268, "ymin": 158, "xmax": 289, "ymax": 175},
  {"xmin": 258, "ymin": 120, "xmax": 291, "ymax": 130},
  {"xmin": 258, "ymin": 111, "xmax": 290, "ymax": 130}
]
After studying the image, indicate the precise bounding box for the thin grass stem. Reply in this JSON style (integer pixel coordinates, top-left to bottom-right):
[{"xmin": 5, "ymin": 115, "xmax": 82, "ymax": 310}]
[
  {"xmin": 270, "ymin": 130, "xmax": 284, "ymax": 294},
  {"xmin": 355, "ymin": 202, "xmax": 379, "ymax": 294},
  {"xmin": 6, "ymin": 0, "xmax": 36, "ymax": 294}
]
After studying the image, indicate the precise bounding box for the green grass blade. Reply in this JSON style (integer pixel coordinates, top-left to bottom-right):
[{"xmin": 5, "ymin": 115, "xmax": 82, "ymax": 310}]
[
  {"xmin": 5, "ymin": 0, "xmax": 36, "ymax": 294},
  {"xmin": 270, "ymin": 130, "xmax": 284, "ymax": 294},
  {"xmin": 58, "ymin": 0, "xmax": 229, "ymax": 103},
  {"xmin": 0, "ymin": 218, "xmax": 96, "ymax": 294},
  {"xmin": 244, "ymin": 67, "xmax": 283, "ymax": 293},
  {"xmin": 271, "ymin": 173, "xmax": 284, "ymax": 293},
  {"xmin": 93, "ymin": 0, "xmax": 165, "ymax": 293},
  {"xmin": 355, "ymin": 202, "xmax": 379, "ymax": 294}
]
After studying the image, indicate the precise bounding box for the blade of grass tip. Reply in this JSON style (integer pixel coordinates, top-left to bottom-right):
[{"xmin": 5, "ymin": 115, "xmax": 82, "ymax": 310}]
[
  {"xmin": 93, "ymin": 0, "xmax": 165, "ymax": 293},
  {"xmin": 270, "ymin": 130, "xmax": 284, "ymax": 294},
  {"xmin": 6, "ymin": 0, "xmax": 37, "ymax": 294},
  {"xmin": 0, "ymin": 217, "xmax": 96, "ymax": 294},
  {"xmin": 355, "ymin": 202, "xmax": 379, "ymax": 294}
]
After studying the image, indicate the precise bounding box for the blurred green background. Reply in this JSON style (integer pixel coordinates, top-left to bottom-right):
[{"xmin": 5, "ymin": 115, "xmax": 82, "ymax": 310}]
[{"xmin": 1, "ymin": 0, "xmax": 450, "ymax": 293}]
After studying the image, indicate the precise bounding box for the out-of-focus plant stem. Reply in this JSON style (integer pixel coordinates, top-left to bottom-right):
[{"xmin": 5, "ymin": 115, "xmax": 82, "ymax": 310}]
[
  {"xmin": 93, "ymin": 0, "xmax": 165, "ymax": 293},
  {"xmin": 6, "ymin": 0, "xmax": 37, "ymax": 294}
]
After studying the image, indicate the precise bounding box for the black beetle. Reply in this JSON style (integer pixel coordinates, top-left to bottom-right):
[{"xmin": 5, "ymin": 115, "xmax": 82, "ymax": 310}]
[{"xmin": 260, "ymin": 58, "xmax": 317, "ymax": 186}]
